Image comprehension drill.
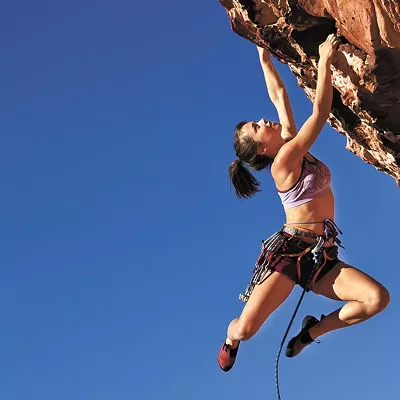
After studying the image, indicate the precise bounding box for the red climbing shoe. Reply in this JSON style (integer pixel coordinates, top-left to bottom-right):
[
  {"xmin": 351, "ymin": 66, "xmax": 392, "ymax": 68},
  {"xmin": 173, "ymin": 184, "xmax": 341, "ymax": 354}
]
[{"xmin": 217, "ymin": 341, "xmax": 240, "ymax": 372}]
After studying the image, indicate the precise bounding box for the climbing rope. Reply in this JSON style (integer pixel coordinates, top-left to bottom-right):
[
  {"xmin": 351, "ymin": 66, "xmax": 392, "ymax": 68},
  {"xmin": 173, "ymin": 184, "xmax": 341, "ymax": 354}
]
[
  {"xmin": 274, "ymin": 287, "xmax": 307, "ymax": 400},
  {"xmin": 274, "ymin": 234, "xmax": 328, "ymax": 400}
]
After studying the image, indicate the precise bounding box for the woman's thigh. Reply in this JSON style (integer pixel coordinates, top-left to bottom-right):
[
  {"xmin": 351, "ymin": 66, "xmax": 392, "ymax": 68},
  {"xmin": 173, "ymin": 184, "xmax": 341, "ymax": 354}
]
[
  {"xmin": 313, "ymin": 261, "xmax": 389, "ymax": 303},
  {"xmin": 239, "ymin": 271, "xmax": 295, "ymax": 331}
]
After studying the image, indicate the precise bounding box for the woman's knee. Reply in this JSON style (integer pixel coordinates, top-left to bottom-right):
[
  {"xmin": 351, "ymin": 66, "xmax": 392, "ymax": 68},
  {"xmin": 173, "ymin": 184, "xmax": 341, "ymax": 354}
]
[
  {"xmin": 365, "ymin": 284, "xmax": 390, "ymax": 315},
  {"xmin": 234, "ymin": 319, "xmax": 260, "ymax": 341}
]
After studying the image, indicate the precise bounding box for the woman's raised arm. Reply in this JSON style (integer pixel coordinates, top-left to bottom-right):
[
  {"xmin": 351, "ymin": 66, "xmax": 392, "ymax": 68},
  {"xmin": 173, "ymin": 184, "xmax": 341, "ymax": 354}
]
[
  {"xmin": 274, "ymin": 34, "xmax": 340, "ymax": 168},
  {"xmin": 257, "ymin": 46, "xmax": 297, "ymax": 140}
]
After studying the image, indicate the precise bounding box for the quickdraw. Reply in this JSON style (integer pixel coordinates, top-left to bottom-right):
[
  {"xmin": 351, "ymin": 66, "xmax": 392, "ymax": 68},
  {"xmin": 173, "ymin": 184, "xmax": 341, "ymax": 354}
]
[{"xmin": 239, "ymin": 231, "xmax": 287, "ymax": 303}]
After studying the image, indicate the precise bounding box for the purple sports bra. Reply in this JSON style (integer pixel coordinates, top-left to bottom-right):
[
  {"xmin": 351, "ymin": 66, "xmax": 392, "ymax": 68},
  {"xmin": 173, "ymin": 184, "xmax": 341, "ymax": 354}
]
[{"xmin": 277, "ymin": 155, "xmax": 331, "ymax": 210}]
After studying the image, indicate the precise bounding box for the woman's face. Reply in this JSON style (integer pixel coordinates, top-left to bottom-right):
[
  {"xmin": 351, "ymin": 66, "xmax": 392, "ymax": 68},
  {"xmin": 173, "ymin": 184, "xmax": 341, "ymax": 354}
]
[{"xmin": 241, "ymin": 118, "xmax": 282, "ymax": 155}]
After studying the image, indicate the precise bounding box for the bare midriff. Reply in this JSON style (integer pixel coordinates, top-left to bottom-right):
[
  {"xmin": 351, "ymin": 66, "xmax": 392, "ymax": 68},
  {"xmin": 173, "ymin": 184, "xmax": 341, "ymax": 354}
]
[{"xmin": 284, "ymin": 188, "xmax": 335, "ymax": 244}]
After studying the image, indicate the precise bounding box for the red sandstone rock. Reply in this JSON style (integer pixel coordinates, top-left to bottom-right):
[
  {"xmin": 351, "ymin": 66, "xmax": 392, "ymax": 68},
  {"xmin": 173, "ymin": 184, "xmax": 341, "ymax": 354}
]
[{"xmin": 219, "ymin": 0, "xmax": 400, "ymax": 185}]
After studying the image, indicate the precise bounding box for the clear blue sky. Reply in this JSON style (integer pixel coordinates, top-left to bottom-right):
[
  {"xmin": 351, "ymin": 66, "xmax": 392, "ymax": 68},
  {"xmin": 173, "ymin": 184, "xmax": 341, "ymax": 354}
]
[{"xmin": 1, "ymin": 1, "xmax": 399, "ymax": 400}]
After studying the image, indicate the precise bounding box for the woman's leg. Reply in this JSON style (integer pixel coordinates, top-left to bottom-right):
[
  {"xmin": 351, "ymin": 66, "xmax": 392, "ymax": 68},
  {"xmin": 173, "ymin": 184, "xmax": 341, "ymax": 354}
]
[
  {"xmin": 226, "ymin": 271, "xmax": 295, "ymax": 347},
  {"xmin": 290, "ymin": 261, "xmax": 390, "ymax": 355}
]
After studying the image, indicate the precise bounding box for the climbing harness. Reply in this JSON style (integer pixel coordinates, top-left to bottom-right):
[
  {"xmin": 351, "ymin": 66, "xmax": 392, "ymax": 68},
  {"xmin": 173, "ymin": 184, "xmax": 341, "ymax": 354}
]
[{"xmin": 239, "ymin": 219, "xmax": 343, "ymax": 400}]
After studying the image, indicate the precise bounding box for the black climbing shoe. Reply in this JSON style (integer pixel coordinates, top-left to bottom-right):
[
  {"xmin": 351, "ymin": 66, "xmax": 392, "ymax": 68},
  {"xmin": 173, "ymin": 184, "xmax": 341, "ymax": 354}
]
[{"xmin": 285, "ymin": 314, "xmax": 325, "ymax": 358}]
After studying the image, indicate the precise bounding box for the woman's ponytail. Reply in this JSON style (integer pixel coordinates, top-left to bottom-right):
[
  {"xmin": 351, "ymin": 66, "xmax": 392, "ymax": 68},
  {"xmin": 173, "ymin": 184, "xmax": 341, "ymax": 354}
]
[{"xmin": 228, "ymin": 159, "xmax": 261, "ymax": 199}]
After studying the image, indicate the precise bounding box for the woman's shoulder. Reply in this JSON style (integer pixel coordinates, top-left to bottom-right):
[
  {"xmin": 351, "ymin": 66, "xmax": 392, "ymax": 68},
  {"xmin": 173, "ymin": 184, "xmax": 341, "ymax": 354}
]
[{"xmin": 271, "ymin": 156, "xmax": 304, "ymax": 192}]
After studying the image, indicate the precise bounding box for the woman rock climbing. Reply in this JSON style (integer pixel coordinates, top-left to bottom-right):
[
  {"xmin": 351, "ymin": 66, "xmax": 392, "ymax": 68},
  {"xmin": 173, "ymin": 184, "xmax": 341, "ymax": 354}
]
[{"xmin": 218, "ymin": 34, "xmax": 390, "ymax": 373}]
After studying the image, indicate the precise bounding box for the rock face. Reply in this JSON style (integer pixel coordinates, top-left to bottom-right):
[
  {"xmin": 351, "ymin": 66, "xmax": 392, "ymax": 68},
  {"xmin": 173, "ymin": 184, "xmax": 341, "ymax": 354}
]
[{"xmin": 219, "ymin": 0, "xmax": 400, "ymax": 185}]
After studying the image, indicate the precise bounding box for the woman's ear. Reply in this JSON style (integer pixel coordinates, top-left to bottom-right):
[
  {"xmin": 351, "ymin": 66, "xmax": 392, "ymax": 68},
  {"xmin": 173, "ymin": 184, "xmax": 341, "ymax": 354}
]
[{"xmin": 256, "ymin": 142, "xmax": 268, "ymax": 155}]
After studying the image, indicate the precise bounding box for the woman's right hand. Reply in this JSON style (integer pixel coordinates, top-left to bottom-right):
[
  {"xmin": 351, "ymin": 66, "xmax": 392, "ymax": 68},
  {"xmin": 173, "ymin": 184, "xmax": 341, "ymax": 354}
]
[
  {"xmin": 318, "ymin": 34, "xmax": 340, "ymax": 63},
  {"xmin": 257, "ymin": 45, "xmax": 271, "ymax": 63}
]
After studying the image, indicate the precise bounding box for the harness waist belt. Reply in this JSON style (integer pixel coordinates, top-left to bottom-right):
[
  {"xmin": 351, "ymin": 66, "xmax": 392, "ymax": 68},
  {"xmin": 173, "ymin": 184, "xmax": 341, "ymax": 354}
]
[{"xmin": 282, "ymin": 225, "xmax": 320, "ymax": 239}]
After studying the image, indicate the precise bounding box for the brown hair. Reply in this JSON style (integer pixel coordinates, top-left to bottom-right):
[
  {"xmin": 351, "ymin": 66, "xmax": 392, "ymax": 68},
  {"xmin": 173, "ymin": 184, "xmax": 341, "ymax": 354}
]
[{"xmin": 228, "ymin": 121, "xmax": 273, "ymax": 199}]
